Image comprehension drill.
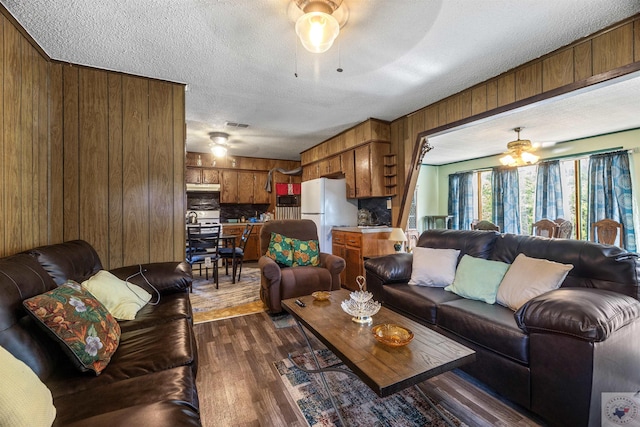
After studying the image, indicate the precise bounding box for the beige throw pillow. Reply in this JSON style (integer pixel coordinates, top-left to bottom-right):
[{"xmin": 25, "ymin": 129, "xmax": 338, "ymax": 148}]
[
  {"xmin": 497, "ymin": 253, "xmax": 573, "ymax": 311},
  {"xmin": 82, "ymin": 270, "xmax": 151, "ymax": 320},
  {"xmin": 0, "ymin": 345, "xmax": 56, "ymax": 427},
  {"xmin": 408, "ymin": 247, "xmax": 460, "ymax": 287}
]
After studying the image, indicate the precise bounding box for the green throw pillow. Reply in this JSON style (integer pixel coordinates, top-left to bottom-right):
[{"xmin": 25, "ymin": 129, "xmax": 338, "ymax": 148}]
[
  {"xmin": 292, "ymin": 238, "xmax": 320, "ymax": 266},
  {"xmin": 23, "ymin": 281, "xmax": 121, "ymax": 375},
  {"xmin": 445, "ymin": 255, "xmax": 510, "ymax": 304},
  {"xmin": 265, "ymin": 232, "xmax": 294, "ymax": 267}
]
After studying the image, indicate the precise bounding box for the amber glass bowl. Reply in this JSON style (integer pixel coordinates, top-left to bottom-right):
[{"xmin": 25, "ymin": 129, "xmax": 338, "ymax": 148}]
[
  {"xmin": 371, "ymin": 324, "xmax": 414, "ymax": 347},
  {"xmin": 311, "ymin": 291, "xmax": 331, "ymax": 301}
]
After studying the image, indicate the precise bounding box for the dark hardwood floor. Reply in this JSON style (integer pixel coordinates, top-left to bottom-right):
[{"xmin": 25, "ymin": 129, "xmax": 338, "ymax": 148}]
[{"xmin": 194, "ymin": 312, "xmax": 544, "ymax": 427}]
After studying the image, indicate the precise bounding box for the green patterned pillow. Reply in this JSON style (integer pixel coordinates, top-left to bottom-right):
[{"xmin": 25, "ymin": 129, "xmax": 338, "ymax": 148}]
[
  {"xmin": 265, "ymin": 232, "xmax": 294, "ymax": 267},
  {"xmin": 23, "ymin": 281, "xmax": 121, "ymax": 375},
  {"xmin": 292, "ymin": 238, "xmax": 320, "ymax": 267}
]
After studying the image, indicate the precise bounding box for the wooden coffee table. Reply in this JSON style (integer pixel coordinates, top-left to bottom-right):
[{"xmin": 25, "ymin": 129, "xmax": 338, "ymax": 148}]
[{"xmin": 282, "ymin": 289, "xmax": 475, "ymax": 426}]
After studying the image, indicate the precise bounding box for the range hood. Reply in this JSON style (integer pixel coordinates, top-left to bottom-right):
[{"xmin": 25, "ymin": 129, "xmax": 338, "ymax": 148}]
[{"xmin": 186, "ymin": 183, "xmax": 221, "ymax": 192}]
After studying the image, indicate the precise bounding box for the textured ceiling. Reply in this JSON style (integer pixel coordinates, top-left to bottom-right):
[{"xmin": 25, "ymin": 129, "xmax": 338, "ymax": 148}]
[{"xmin": 3, "ymin": 0, "xmax": 640, "ymax": 162}]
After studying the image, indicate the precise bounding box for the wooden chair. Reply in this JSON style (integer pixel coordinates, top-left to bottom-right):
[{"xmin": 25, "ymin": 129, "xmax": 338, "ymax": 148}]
[
  {"xmin": 219, "ymin": 224, "xmax": 253, "ymax": 282},
  {"xmin": 591, "ymin": 219, "xmax": 623, "ymax": 246},
  {"xmin": 554, "ymin": 218, "xmax": 573, "ymax": 239},
  {"xmin": 531, "ymin": 219, "xmax": 558, "ymax": 238},
  {"xmin": 186, "ymin": 224, "xmax": 221, "ymax": 289},
  {"xmin": 471, "ymin": 220, "xmax": 500, "ymax": 231}
]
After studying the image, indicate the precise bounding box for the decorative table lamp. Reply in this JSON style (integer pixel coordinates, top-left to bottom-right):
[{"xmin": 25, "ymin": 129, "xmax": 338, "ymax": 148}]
[{"xmin": 389, "ymin": 228, "xmax": 407, "ymax": 252}]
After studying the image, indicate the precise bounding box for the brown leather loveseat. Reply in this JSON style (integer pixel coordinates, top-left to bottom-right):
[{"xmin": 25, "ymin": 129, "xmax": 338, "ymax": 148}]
[
  {"xmin": 0, "ymin": 240, "xmax": 201, "ymax": 426},
  {"xmin": 258, "ymin": 219, "xmax": 345, "ymax": 312},
  {"xmin": 365, "ymin": 229, "xmax": 640, "ymax": 427}
]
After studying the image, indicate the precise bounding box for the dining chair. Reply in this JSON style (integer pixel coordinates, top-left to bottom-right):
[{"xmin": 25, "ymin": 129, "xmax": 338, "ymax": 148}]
[
  {"xmin": 186, "ymin": 224, "xmax": 221, "ymax": 289},
  {"xmin": 471, "ymin": 220, "xmax": 500, "ymax": 231},
  {"xmin": 219, "ymin": 224, "xmax": 253, "ymax": 282},
  {"xmin": 554, "ymin": 218, "xmax": 573, "ymax": 239},
  {"xmin": 531, "ymin": 219, "xmax": 559, "ymax": 238},
  {"xmin": 590, "ymin": 219, "xmax": 623, "ymax": 246}
]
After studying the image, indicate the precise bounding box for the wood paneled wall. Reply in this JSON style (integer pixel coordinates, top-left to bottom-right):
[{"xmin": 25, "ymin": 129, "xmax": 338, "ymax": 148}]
[
  {"xmin": 0, "ymin": 14, "xmax": 51, "ymax": 256},
  {"xmin": 391, "ymin": 14, "xmax": 640, "ymax": 227},
  {"xmin": 0, "ymin": 8, "xmax": 186, "ymax": 268}
]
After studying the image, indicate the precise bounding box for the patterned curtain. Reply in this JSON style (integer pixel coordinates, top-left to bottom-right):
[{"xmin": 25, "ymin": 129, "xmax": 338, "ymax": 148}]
[
  {"xmin": 448, "ymin": 172, "xmax": 474, "ymax": 230},
  {"xmin": 535, "ymin": 160, "xmax": 564, "ymax": 221},
  {"xmin": 492, "ymin": 167, "xmax": 520, "ymax": 234},
  {"xmin": 588, "ymin": 151, "xmax": 636, "ymax": 251}
]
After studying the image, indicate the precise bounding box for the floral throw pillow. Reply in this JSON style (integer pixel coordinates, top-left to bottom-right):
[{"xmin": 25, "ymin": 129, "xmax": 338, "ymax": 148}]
[
  {"xmin": 265, "ymin": 232, "xmax": 294, "ymax": 267},
  {"xmin": 23, "ymin": 281, "xmax": 121, "ymax": 375},
  {"xmin": 292, "ymin": 238, "xmax": 320, "ymax": 267}
]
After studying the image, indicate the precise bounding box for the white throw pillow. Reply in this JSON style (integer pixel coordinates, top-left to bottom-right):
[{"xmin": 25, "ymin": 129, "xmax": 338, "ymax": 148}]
[
  {"xmin": 0, "ymin": 345, "xmax": 56, "ymax": 427},
  {"xmin": 497, "ymin": 253, "xmax": 573, "ymax": 311},
  {"xmin": 82, "ymin": 270, "xmax": 152, "ymax": 320},
  {"xmin": 408, "ymin": 247, "xmax": 461, "ymax": 287}
]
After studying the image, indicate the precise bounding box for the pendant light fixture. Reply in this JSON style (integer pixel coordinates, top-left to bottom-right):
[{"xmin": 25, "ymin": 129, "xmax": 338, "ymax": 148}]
[
  {"xmin": 294, "ymin": 0, "xmax": 347, "ymax": 53},
  {"xmin": 499, "ymin": 127, "xmax": 539, "ymax": 167}
]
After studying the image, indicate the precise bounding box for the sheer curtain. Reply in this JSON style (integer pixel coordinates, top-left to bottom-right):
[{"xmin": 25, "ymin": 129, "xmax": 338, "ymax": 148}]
[
  {"xmin": 492, "ymin": 167, "xmax": 520, "ymax": 234},
  {"xmin": 448, "ymin": 172, "xmax": 474, "ymax": 230},
  {"xmin": 535, "ymin": 160, "xmax": 564, "ymax": 221},
  {"xmin": 588, "ymin": 151, "xmax": 636, "ymax": 251}
]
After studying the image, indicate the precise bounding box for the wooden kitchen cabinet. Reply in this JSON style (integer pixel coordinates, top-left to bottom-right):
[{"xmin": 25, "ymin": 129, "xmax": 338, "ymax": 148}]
[
  {"xmin": 202, "ymin": 169, "xmax": 219, "ymax": 184},
  {"xmin": 223, "ymin": 171, "xmax": 269, "ymax": 204},
  {"xmin": 344, "ymin": 233, "xmax": 363, "ymax": 290},
  {"xmin": 332, "ymin": 229, "xmax": 395, "ymax": 291},
  {"xmin": 332, "ymin": 231, "xmax": 347, "ymax": 285},
  {"xmin": 253, "ymin": 172, "xmax": 270, "ymax": 204},
  {"xmin": 341, "ymin": 150, "xmax": 356, "ymax": 198},
  {"xmin": 220, "ymin": 170, "xmax": 239, "ymax": 203},
  {"xmin": 222, "ymin": 223, "xmax": 262, "ymax": 261},
  {"xmin": 354, "ymin": 142, "xmax": 389, "ymax": 198},
  {"xmin": 237, "ymin": 171, "xmax": 255, "ymax": 203},
  {"xmin": 327, "ymin": 155, "xmax": 341, "ymax": 175},
  {"xmin": 186, "ymin": 167, "xmax": 220, "ymax": 184},
  {"xmin": 354, "ymin": 145, "xmax": 372, "ymax": 198},
  {"xmin": 186, "ymin": 168, "xmax": 202, "ymax": 184}
]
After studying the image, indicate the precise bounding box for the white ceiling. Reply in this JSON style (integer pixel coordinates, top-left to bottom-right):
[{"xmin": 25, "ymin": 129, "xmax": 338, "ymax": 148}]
[{"xmin": 3, "ymin": 0, "xmax": 640, "ymax": 163}]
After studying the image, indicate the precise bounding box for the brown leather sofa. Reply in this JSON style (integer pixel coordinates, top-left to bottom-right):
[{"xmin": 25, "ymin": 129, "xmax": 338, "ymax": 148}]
[
  {"xmin": 0, "ymin": 240, "xmax": 201, "ymax": 426},
  {"xmin": 365, "ymin": 229, "xmax": 640, "ymax": 427},
  {"xmin": 258, "ymin": 219, "xmax": 345, "ymax": 312}
]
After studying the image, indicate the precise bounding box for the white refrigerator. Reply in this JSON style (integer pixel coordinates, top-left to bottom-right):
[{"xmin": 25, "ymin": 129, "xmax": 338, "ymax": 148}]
[{"xmin": 301, "ymin": 177, "xmax": 358, "ymax": 253}]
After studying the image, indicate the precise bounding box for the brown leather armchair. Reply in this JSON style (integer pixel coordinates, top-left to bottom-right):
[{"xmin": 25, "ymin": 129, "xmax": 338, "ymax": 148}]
[{"xmin": 258, "ymin": 219, "xmax": 345, "ymax": 313}]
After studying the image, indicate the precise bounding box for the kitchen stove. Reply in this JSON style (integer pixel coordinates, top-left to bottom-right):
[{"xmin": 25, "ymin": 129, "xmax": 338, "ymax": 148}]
[{"xmin": 186, "ymin": 210, "xmax": 220, "ymax": 225}]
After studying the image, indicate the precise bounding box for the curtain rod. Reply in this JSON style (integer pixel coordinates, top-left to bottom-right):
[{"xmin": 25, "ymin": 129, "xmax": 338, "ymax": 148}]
[{"xmin": 449, "ymin": 146, "xmax": 638, "ymax": 175}]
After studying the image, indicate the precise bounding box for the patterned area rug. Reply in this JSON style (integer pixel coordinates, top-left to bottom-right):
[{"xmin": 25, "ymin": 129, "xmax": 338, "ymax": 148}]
[
  {"xmin": 189, "ymin": 264, "xmax": 264, "ymax": 323},
  {"xmin": 275, "ymin": 349, "xmax": 466, "ymax": 427}
]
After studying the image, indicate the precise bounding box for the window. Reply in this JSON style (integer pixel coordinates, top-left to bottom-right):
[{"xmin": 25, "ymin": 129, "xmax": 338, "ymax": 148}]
[{"xmin": 467, "ymin": 157, "xmax": 591, "ymax": 238}]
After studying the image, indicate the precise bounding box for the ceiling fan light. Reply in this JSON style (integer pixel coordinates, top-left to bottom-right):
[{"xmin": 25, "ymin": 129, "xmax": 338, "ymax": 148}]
[
  {"xmin": 521, "ymin": 151, "xmax": 539, "ymax": 164},
  {"xmin": 211, "ymin": 144, "xmax": 227, "ymax": 157},
  {"xmin": 499, "ymin": 154, "xmax": 515, "ymax": 166},
  {"xmin": 295, "ymin": 11, "xmax": 339, "ymax": 53}
]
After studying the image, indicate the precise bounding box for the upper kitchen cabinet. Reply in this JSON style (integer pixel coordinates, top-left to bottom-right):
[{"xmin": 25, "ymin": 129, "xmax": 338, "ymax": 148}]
[
  {"xmin": 185, "ymin": 152, "xmax": 220, "ymax": 184},
  {"xmin": 186, "ymin": 167, "xmax": 219, "ymax": 184},
  {"xmin": 220, "ymin": 170, "xmax": 239, "ymax": 203},
  {"xmin": 299, "ymin": 118, "xmax": 392, "ymax": 198},
  {"xmin": 222, "ymin": 170, "xmax": 270, "ymax": 204},
  {"xmin": 237, "ymin": 171, "xmax": 269, "ymax": 204},
  {"xmin": 341, "ymin": 150, "xmax": 356, "ymax": 198},
  {"xmin": 354, "ymin": 142, "xmax": 389, "ymax": 198}
]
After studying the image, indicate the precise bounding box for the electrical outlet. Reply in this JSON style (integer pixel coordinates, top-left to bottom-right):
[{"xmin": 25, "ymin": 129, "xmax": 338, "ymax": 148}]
[{"xmin": 386, "ymin": 198, "xmax": 392, "ymax": 209}]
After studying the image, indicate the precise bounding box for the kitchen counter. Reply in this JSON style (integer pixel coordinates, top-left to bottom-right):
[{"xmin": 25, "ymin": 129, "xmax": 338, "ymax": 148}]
[{"xmin": 332, "ymin": 226, "xmax": 393, "ymax": 233}]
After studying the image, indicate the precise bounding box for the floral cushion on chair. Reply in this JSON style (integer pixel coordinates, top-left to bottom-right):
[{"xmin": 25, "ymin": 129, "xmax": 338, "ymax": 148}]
[
  {"xmin": 265, "ymin": 232, "xmax": 294, "ymax": 267},
  {"xmin": 292, "ymin": 238, "xmax": 320, "ymax": 266},
  {"xmin": 23, "ymin": 281, "xmax": 121, "ymax": 375}
]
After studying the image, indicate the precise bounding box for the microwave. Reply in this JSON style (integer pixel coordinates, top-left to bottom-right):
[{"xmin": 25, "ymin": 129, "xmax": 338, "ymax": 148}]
[{"xmin": 276, "ymin": 194, "xmax": 300, "ymax": 207}]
